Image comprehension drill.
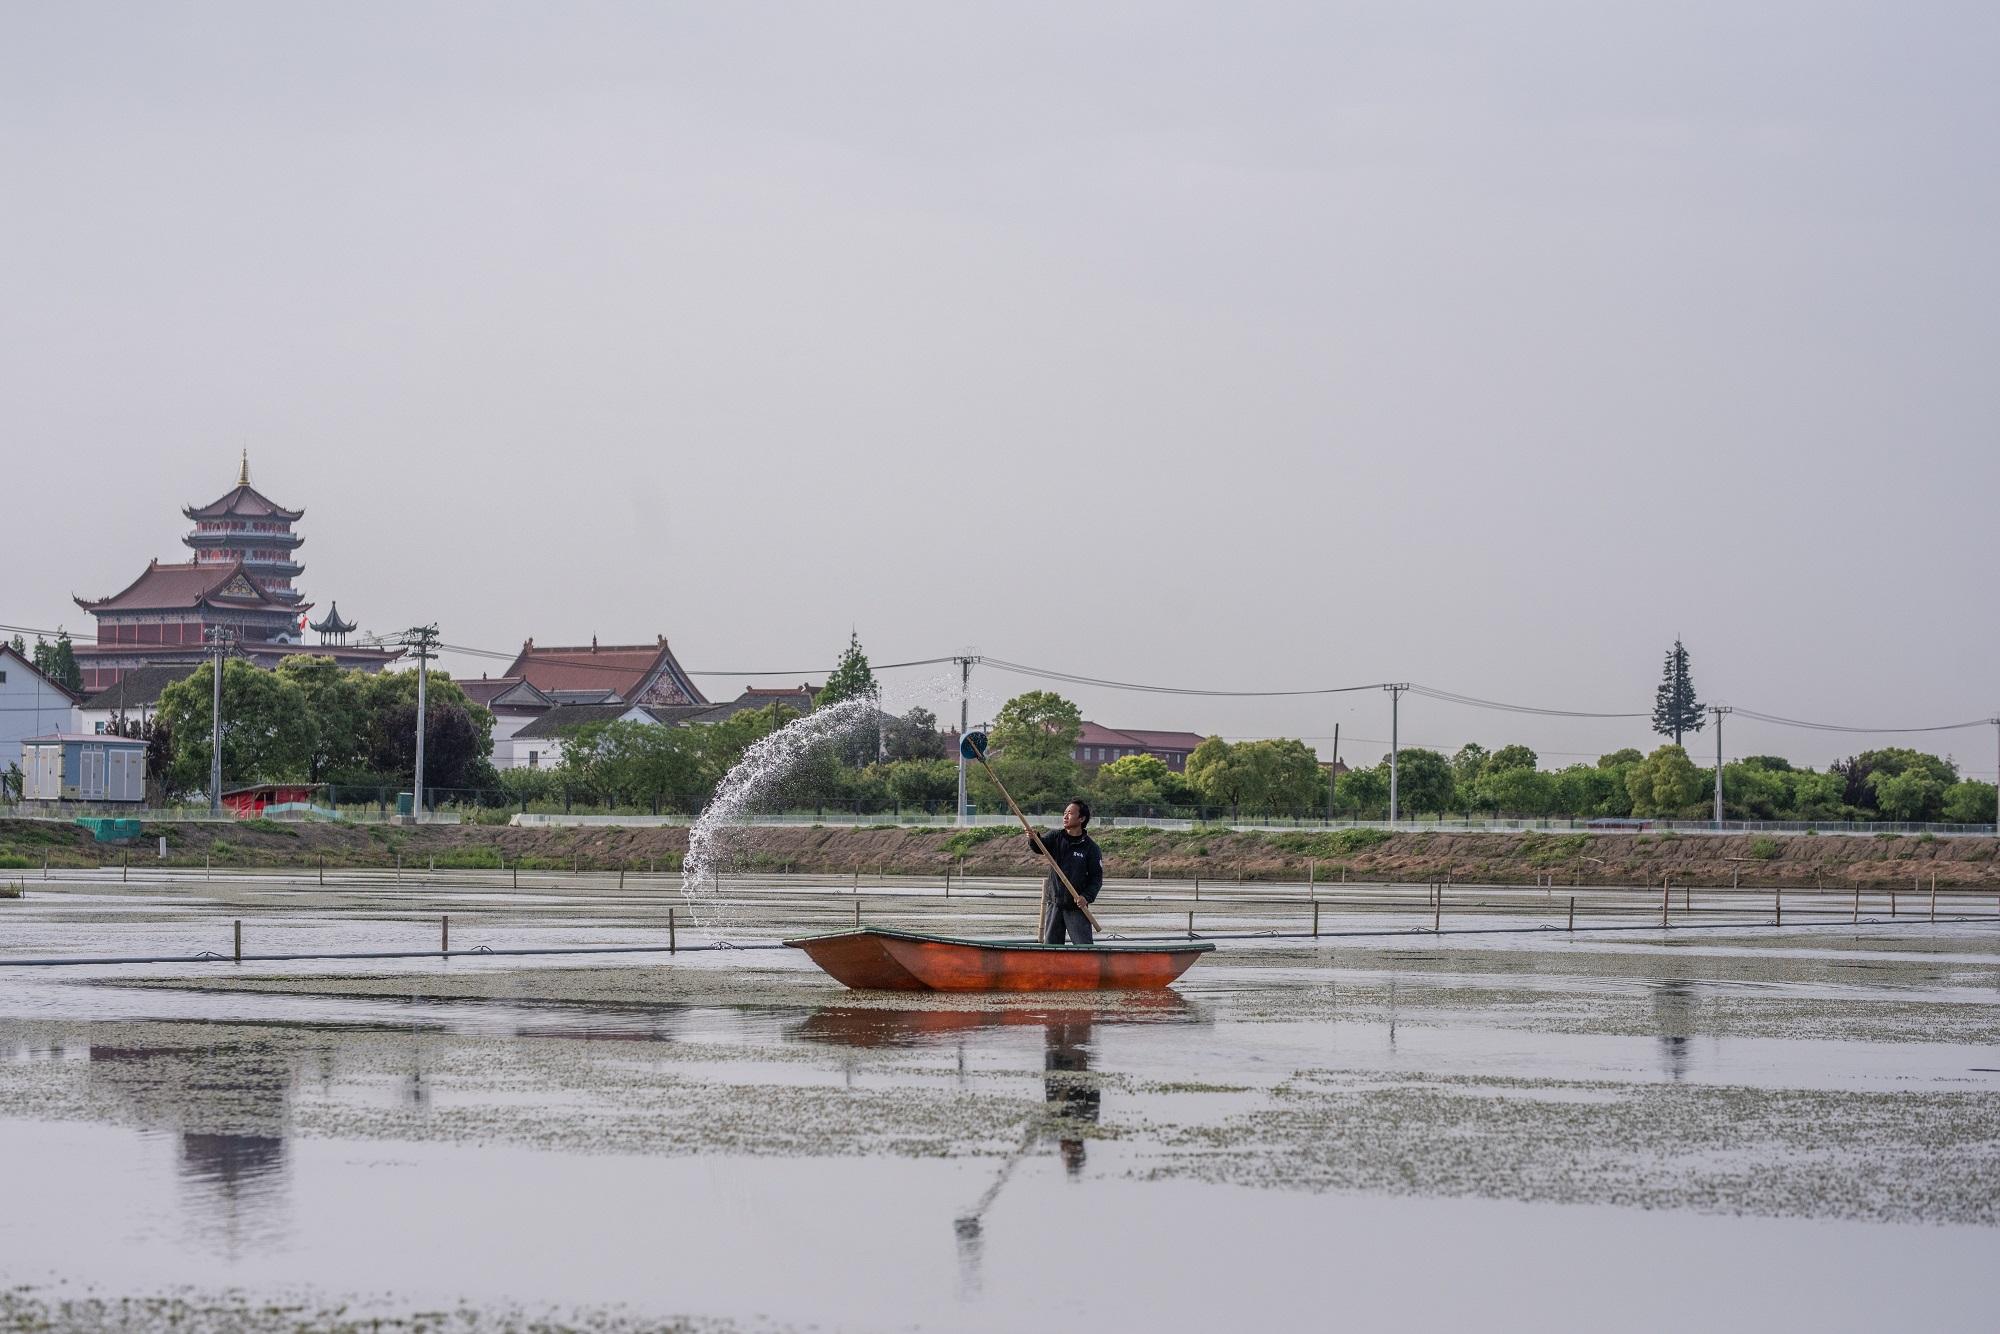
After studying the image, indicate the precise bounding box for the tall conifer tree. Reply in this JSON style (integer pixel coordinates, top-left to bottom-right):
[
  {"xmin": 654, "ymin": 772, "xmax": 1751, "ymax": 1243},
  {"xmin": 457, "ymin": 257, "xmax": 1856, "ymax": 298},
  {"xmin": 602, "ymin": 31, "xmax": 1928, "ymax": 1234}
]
[{"xmin": 1651, "ymin": 639, "xmax": 1704, "ymax": 746}]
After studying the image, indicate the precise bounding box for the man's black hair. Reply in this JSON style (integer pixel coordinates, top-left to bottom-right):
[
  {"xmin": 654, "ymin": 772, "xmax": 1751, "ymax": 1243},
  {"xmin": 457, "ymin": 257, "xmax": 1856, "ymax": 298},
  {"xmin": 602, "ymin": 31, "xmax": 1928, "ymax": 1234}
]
[{"xmin": 1064, "ymin": 798, "xmax": 1091, "ymax": 827}]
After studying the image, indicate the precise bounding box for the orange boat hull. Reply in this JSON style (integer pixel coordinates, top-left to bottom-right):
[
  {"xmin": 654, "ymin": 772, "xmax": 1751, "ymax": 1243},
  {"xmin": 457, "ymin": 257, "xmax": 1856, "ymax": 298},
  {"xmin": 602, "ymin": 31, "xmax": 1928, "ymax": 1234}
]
[{"xmin": 786, "ymin": 929, "xmax": 1212, "ymax": 992}]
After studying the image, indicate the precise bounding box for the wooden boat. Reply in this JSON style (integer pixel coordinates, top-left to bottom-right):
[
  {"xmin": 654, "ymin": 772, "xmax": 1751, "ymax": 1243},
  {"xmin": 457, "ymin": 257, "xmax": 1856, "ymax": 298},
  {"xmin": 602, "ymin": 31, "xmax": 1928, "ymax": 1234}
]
[{"xmin": 785, "ymin": 928, "xmax": 1213, "ymax": 992}]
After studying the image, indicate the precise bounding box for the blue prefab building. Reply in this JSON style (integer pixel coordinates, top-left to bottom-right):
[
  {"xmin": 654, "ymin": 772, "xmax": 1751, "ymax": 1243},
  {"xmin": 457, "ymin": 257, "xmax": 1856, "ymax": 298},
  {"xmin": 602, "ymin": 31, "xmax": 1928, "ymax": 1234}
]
[{"xmin": 21, "ymin": 733, "xmax": 148, "ymax": 804}]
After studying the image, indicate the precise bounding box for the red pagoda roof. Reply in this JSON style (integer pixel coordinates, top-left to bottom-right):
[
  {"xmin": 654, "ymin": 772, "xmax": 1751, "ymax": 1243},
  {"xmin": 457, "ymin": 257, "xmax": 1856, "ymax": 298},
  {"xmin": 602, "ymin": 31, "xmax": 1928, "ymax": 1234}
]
[
  {"xmin": 502, "ymin": 636, "xmax": 708, "ymax": 706},
  {"xmin": 75, "ymin": 558, "xmax": 309, "ymax": 615}
]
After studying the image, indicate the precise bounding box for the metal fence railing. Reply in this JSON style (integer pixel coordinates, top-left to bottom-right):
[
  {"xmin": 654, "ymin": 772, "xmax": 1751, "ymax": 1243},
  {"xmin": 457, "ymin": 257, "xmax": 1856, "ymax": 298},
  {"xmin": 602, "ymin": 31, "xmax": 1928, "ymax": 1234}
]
[{"xmin": 3, "ymin": 798, "xmax": 1992, "ymax": 838}]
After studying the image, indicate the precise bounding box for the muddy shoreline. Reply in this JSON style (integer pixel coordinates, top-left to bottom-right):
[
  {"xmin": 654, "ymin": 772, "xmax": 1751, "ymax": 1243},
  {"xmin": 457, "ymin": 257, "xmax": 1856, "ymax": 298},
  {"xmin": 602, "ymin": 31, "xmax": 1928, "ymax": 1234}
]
[{"xmin": 4, "ymin": 817, "xmax": 1996, "ymax": 887}]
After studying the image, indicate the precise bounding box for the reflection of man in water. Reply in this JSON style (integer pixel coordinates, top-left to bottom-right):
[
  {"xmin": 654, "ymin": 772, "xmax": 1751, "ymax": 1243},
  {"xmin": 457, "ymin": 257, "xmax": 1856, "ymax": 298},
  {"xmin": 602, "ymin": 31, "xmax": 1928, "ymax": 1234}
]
[
  {"xmin": 1044, "ymin": 1016, "xmax": 1100, "ymax": 1176},
  {"xmin": 1033, "ymin": 800, "xmax": 1103, "ymax": 945}
]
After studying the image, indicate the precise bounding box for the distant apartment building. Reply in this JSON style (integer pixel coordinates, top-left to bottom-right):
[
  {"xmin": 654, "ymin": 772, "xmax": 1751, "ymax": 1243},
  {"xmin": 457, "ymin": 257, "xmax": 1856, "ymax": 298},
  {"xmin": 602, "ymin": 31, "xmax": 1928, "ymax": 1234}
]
[{"xmin": 1072, "ymin": 723, "xmax": 1207, "ymax": 772}]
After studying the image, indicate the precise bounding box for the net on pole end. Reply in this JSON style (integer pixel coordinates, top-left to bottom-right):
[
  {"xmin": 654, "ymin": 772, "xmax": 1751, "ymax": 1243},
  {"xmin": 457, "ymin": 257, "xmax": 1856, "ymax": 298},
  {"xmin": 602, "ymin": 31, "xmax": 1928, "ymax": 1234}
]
[{"xmin": 959, "ymin": 729, "xmax": 989, "ymax": 761}]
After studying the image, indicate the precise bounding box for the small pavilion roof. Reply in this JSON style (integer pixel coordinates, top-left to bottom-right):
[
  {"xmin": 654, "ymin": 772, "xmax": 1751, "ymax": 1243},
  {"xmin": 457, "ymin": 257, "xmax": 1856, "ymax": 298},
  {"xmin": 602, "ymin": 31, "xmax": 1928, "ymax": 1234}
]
[{"xmin": 309, "ymin": 602, "xmax": 357, "ymax": 634}]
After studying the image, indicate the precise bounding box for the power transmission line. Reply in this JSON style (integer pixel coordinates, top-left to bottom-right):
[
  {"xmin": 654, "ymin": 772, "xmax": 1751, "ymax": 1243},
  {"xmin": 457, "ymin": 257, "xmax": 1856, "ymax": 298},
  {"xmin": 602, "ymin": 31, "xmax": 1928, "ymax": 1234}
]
[{"xmin": 5, "ymin": 616, "xmax": 1993, "ymax": 744}]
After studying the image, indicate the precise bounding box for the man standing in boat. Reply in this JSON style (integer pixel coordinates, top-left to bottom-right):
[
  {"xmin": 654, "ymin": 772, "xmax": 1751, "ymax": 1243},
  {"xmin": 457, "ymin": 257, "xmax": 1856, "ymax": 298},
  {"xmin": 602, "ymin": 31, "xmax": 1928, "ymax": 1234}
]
[{"xmin": 1033, "ymin": 799, "xmax": 1103, "ymax": 945}]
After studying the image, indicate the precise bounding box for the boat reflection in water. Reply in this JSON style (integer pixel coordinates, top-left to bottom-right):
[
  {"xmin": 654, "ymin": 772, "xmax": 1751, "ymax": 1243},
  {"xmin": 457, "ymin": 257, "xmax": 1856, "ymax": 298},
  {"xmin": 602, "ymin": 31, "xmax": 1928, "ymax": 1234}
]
[{"xmin": 793, "ymin": 994, "xmax": 1199, "ymax": 1300}]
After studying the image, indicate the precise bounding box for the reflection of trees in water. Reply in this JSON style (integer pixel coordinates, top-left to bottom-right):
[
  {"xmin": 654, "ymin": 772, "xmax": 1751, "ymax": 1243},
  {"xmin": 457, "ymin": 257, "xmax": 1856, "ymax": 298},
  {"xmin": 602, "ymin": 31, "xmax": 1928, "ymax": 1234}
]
[
  {"xmin": 1652, "ymin": 977, "xmax": 1696, "ymax": 1082},
  {"xmin": 87, "ymin": 1035, "xmax": 307, "ymax": 1257}
]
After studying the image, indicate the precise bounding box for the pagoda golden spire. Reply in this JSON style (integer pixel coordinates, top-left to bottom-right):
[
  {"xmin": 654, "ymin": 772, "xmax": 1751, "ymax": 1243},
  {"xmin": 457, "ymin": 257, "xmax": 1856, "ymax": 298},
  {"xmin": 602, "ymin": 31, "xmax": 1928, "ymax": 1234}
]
[{"xmin": 238, "ymin": 449, "xmax": 250, "ymax": 487}]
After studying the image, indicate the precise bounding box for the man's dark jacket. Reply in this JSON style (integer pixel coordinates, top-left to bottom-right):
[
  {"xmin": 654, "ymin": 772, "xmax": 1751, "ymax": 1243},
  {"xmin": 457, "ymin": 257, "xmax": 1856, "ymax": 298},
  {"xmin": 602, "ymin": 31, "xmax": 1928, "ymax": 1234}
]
[{"xmin": 1031, "ymin": 829, "xmax": 1103, "ymax": 904}]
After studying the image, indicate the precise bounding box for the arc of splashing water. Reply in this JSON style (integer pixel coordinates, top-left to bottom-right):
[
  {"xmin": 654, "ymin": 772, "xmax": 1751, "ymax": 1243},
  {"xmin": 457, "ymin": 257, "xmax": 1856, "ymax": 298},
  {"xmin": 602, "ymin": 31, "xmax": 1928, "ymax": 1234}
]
[{"xmin": 680, "ymin": 697, "xmax": 881, "ymax": 935}]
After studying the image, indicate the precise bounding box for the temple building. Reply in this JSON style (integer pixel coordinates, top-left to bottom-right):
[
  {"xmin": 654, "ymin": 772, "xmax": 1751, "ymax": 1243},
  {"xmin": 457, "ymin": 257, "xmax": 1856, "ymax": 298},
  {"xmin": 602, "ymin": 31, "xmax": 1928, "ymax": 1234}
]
[
  {"xmin": 71, "ymin": 457, "xmax": 401, "ymax": 690},
  {"xmin": 183, "ymin": 451, "xmax": 307, "ymax": 604},
  {"xmin": 502, "ymin": 636, "xmax": 708, "ymax": 707}
]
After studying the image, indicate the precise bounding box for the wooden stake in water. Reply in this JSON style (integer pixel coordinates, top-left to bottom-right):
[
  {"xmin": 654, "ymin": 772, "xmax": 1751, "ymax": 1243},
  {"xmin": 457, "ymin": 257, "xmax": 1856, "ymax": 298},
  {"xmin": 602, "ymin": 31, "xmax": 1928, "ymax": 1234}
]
[
  {"xmin": 1774, "ymin": 887, "xmax": 1781, "ymax": 927},
  {"xmin": 1187, "ymin": 909, "xmax": 1195, "ymax": 938},
  {"xmin": 442, "ymin": 914, "xmax": 450, "ymax": 954},
  {"xmin": 855, "ymin": 899, "xmax": 861, "ymax": 927},
  {"xmin": 1312, "ymin": 899, "xmax": 1320, "ymax": 937},
  {"xmin": 233, "ymin": 920, "xmax": 241, "ymax": 964},
  {"xmin": 1433, "ymin": 887, "xmax": 1441, "ymax": 933},
  {"xmin": 1661, "ymin": 881, "xmax": 1670, "ymax": 929},
  {"xmin": 1568, "ymin": 896, "xmax": 1575, "ymax": 931},
  {"xmin": 669, "ymin": 907, "xmax": 676, "ymax": 954},
  {"xmin": 1930, "ymin": 879, "xmax": 1936, "ymax": 923},
  {"xmin": 1853, "ymin": 884, "xmax": 1860, "ymax": 925}
]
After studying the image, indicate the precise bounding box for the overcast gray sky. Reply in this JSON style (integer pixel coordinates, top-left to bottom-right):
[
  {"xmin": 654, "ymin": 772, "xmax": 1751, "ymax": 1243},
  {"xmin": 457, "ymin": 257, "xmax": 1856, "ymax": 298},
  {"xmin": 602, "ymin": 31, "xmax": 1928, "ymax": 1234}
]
[{"xmin": 4, "ymin": 2, "xmax": 1996, "ymax": 774}]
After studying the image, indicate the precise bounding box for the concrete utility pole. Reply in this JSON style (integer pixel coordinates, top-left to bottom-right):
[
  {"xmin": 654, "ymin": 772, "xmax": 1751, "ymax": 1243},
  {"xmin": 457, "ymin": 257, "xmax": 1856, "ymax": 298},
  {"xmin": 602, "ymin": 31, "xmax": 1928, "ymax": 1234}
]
[
  {"xmin": 403, "ymin": 624, "xmax": 439, "ymax": 821},
  {"xmin": 956, "ymin": 656, "xmax": 974, "ymax": 827},
  {"xmin": 1328, "ymin": 722, "xmax": 1340, "ymax": 822},
  {"xmin": 1384, "ymin": 684, "xmax": 1409, "ymax": 826},
  {"xmin": 203, "ymin": 626, "xmax": 234, "ymax": 814},
  {"xmin": 1992, "ymin": 717, "xmax": 2000, "ymax": 836},
  {"xmin": 1710, "ymin": 704, "xmax": 1732, "ymax": 829}
]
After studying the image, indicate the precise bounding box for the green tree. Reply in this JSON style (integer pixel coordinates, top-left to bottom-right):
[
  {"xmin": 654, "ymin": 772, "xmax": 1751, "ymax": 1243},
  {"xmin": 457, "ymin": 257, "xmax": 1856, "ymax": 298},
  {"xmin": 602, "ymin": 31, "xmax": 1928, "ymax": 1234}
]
[
  {"xmin": 1450, "ymin": 743, "xmax": 1489, "ymax": 789},
  {"xmin": 978, "ymin": 690, "xmax": 1083, "ymax": 811},
  {"xmin": 591, "ymin": 720, "xmax": 706, "ymax": 811},
  {"xmin": 1651, "ymin": 640, "xmax": 1704, "ymax": 746},
  {"xmin": 1334, "ymin": 764, "xmax": 1388, "ymax": 817},
  {"xmin": 1476, "ymin": 765, "xmax": 1555, "ymax": 815},
  {"xmin": 884, "ymin": 757, "xmax": 959, "ymax": 809},
  {"xmin": 1721, "ymin": 761, "xmax": 1790, "ymax": 819},
  {"xmin": 1552, "ymin": 763, "xmax": 1631, "ymax": 817},
  {"xmin": 156, "ymin": 659, "xmax": 314, "ymax": 795},
  {"xmin": 1093, "ymin": 752, "xmax": 1172, "ymax": 810},
  {"xmin": 1235, "ymin": 738, "xmax": 1325, "ymax": 814},
  {"xmin": 1786, "ymin": 770, "xmax": 1846, "ymax": 819},
  {"xmin": 357, "ymin": 670, "xmax": 495, "ymax": 791},
  {"xmin": 1386, "ymin": 747, "xmax": 1454, "ymax": 815},
  {"xmin": 1870, "ymin": 768, "xmax": 1947, "ymax": 822},
  {"xmin": 817, "ymin": 632, "xmax": 876, "ymax": 707},
  {"xmin": 1942, "ymin": 780, "xmax": 1997, "ymax": 825},
  {"xmin": 274, "ymin": 655, "xmax": 369, "ymax": 782},
  {"xmin": 1184, "ymin": 736, "xmax": 1247, "ymax": 813},
  {"xmin": 31, "ymin": 631, "xmax": 82, "ymax": 694},
  {"xmin": 1626, "ymin": 744, "xmax": 1704, "ymax": 816},
  {"xmin": 1487, "ymin": 744, "xmax": 1538, "ymax": 773},
  {"xmin": 1598, "ymin": 748, "xmax": 1643, "ymax": 769},
  {"xmin": 883, "ymin": 706, "xmax": 947, "ymax": 761},
  {"xmin": 1835, "ymin": 748, "xmax": 1958, "ymax": 811}
]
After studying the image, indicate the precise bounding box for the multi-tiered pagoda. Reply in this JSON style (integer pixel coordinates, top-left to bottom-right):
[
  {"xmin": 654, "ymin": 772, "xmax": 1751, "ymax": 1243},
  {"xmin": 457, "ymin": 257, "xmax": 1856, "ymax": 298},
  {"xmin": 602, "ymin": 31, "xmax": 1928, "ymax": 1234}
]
[
  {"xmin": 72, "ymin": 457, "xmax": 401, "ymax": 690},
  {"xmin": 182, "ymin": 451, "xmax": 307, "ymax": 604}
]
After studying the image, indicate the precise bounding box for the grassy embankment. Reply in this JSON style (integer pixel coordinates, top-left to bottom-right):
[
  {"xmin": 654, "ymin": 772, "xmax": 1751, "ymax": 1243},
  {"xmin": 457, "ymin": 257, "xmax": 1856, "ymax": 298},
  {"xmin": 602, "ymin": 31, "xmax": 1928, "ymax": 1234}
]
[{"xmin": 1, "ymin": 817, "xmax": 1997, "ymax": 888}]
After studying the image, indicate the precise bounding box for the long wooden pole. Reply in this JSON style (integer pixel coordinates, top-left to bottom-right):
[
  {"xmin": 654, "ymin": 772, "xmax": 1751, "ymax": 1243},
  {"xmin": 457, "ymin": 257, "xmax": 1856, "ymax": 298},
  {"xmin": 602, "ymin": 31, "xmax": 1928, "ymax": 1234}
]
[{"xmin": 971, "ymin": 752, "xmax": 1104, "ymax": 933}]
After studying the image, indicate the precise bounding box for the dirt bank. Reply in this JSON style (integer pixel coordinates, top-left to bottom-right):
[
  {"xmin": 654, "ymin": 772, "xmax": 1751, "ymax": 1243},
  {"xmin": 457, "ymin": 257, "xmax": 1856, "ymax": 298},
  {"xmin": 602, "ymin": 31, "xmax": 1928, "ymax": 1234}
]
[{"xmin": 3, "ymin": 818, "xmax": 1997, "ymax": 888}]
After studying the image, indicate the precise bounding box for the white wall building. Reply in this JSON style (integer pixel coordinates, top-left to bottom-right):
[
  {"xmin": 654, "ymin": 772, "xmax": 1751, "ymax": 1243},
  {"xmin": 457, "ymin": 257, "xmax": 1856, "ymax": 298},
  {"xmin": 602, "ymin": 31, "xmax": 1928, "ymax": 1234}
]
[{"xmin": 0, "ymin": 643, "xmax": 82, "ymax": 779}]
